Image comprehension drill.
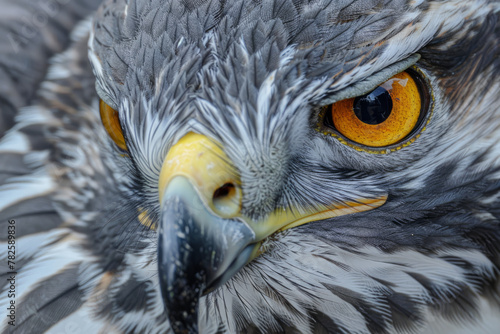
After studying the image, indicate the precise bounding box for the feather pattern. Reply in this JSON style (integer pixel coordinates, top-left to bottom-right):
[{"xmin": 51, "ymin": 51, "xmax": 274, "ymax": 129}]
[{"xmin": 1, "ymin": 0, "xmax": 500, "ymax": 333}]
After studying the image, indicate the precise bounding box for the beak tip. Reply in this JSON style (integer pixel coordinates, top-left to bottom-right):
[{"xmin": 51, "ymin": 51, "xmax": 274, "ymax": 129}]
[
  {"xmin": 159, "ymin": 263, "xmax": 203, "ymax": 334},
  {"xmin": 167, "ymin": 309, "xmax": 199, "ymax": 334}
]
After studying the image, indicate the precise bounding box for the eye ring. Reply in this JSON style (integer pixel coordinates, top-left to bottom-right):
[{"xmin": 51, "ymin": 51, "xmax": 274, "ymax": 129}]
[
  {"xmin": 99, "ymin": 99, "xmax": 128, "ymax": 151},
  {"xmin": 320, "ymin": 67, "xmax": 433, "ymax": 153}
]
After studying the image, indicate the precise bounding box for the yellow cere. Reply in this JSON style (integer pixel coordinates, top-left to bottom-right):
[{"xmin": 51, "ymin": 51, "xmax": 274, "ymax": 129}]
[
  {"xmin": 158, "ymin": 132, "xmax": 243, "ymax": 218},
  {"xmin": 99, "ymin": 99, "xmax": 127, "ymax": 151},
  {"xmin": 330, "ymin": 71, "xmax": 421, "ymax": 147}
]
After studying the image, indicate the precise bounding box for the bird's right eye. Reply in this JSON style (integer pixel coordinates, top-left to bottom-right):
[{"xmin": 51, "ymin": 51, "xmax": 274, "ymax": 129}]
[{"xmin": 99, "ymin": 99, "xmax": 127, "ymax": 151}]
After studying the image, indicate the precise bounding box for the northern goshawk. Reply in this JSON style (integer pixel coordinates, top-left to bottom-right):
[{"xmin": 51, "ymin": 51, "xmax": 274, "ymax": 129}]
[{"xmin": 1, "ymin": 0, "xmax": 500, "ymax": 333}]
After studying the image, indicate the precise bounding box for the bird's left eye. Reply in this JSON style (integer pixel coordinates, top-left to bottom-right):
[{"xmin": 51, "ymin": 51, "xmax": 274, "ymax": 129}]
[
  {"xmin": 323, "ymin": 70, "xmax": 429, "ymax": 149},
  {"xmin": 99, "ymin": 99, "xmax": 127, "ymax": 151}
]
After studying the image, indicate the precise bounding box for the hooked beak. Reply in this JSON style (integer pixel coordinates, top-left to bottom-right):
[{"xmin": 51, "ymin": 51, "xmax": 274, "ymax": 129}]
[
  {"xmin": 157, "ymin": 133, "xmax": 386, "ymax": 333},
  {"xmin": 158, "ymin": 176, "xmax": 257, "ymax": 333}
]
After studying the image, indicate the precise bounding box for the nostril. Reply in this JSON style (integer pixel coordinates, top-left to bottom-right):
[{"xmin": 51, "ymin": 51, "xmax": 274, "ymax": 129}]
[
  {"xmin": 213, "ymin": 183, "xmax": 234, "ymax": 200},
  {"xmin": 212, "ymin": 182, "xmax": 241, "ymax": 217}
]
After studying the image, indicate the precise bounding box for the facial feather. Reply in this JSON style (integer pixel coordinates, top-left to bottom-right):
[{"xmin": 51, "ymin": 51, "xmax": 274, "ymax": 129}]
[{"xmin": 3, "ymin": 1, "xmax": 496, "ymax": 333}]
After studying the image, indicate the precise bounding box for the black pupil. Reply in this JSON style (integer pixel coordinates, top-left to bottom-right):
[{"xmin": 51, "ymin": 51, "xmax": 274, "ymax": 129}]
[{"xmin": 353, "ymin": 86, "xmax": 393, "ymax": 125}]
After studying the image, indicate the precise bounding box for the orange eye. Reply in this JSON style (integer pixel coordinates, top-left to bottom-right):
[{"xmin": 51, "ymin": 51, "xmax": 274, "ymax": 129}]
[
  {"xmin": 99, "ymin": 99, "xmax": 127, "ymax": 151},
  {"xmin": 326, "ymin": 71, "xmax": 424, "ymax": 148}
]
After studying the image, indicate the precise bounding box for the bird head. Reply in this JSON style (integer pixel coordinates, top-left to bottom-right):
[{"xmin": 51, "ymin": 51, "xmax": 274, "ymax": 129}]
[{"xmin": 88, "ymin": 0, "xmax": 500, "ymax": 332}]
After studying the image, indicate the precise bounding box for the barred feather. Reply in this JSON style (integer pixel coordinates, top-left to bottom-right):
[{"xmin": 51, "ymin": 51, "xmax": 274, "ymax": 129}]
[{"xmin": 1, "ymin": 0, "xmax": 500, "ymax": 333}]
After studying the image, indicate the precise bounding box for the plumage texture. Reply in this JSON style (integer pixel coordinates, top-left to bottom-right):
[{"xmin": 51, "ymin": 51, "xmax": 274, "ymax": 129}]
[{"xmin": 1, "ymin": 0, "xmax": 500, "ymax": 333}]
